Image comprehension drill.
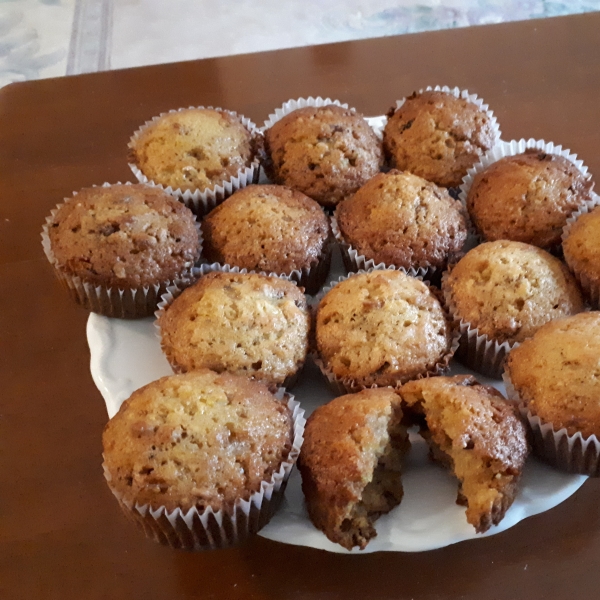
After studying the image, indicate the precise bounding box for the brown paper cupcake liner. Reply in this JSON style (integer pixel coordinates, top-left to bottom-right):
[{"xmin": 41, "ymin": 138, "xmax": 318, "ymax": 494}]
[
  {"xmin": 155, "ymin": 264, "xmax": 305, "ymax": 389},
  {"xmin": 103, "ymin": 392, "xmax": 305, "ymax": 550},
  {"xmin": 128, "ymin": 106, "xmax": 263, "ymax": 217},
  {"xmin": 503, "ymin": 372, "xmax": 600, "ymax": 476},
  {"xmin": 41, "ymin": 182, "xmax": 202, "ymax": 319},
  {"xmin": 312, "ymin": 269, "xmax": 459, "ymax": 395},
  {"xmin": 561, "ymin": 192, "xmax": 600, "ymax": 307},
  {"xmin": 441, "ymin": 270, "xmax": 517, "ymax": 379}
]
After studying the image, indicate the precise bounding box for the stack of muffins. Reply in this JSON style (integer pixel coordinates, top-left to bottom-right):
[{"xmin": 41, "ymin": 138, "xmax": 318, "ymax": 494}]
[{"xmin": 42, "ymin": 88, "xmax": 600, "ymax": 552}]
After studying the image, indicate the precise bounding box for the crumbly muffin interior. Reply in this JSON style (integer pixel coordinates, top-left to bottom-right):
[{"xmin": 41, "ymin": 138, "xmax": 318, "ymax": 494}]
[
  {"xmin": 102, "ymin": 370, "xmax": 293, "ymax": 513},
  {"xmin": 401, "ymin": 376, "xmax": 528, "ymax": 533},
  {"xmin": 159, "ymin": 272, "xmax": 309, "ymax": 386},
  {"xmin": 131, "ymin": 109, "xmax": 254, "ymax": 191},
  {"xmin": 202, "ymin": 184, "xmax": 330, "ymax": 273},
  {"xmin": 316, "ymin": 270, "xmax": 452, "ymax": 387},
  {"xmin": 445, "ymin": 240, "xmax": 584, "ymax": 343}
]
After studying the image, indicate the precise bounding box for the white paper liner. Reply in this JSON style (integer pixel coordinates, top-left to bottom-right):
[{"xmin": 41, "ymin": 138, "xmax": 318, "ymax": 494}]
[
  {"xmin": 458, "ymin": 138, "xmax": 592, "ymax": 248},
  {"xmin": 312, "ymin": 269, "xmax": 459, "ymax": 395},
  {"xmin": 441, "ymin": 270, "xmax": 517, "ymax": 379},
  {"xmin": 103, "ymin": 391, "xmax": 305, "ymax": 550},
  {"xmin": 330, "ymin": 213, "xmax": 436, "ymax": 281},
  {"xmin": 128, "ymin": 106, "xmax": 262, "ymax": 217},
  {"xmin": 561, "ymin": 192, "xmax": 600, "ymax": 307},
  {"xmin": 503, "ymin": 372, "xmax": 600, "ymax": 476},
  {"xmin": 155, "ymin": 264, "xmax": 306, "ymax": 389},
  {"xmin": 41, "ymin": 182, "xmax": 202, "ymax": 319}
]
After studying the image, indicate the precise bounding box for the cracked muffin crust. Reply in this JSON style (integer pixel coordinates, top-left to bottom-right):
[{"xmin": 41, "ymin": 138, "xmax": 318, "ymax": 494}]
[
  {"xmin": 336, "ymin": 170, "xmax": 467, "ymax": 271},
  {"xmin": 315, "ymin": 270, "xmax": 454, "ymax": 389},
  {"xmin": 383, "ymin": 91, "xmax": 497, "ymax": 188},
  {"xmin": 400, "ymin": 375, "xmax": 528, "ymax": 533},
  {"xmin": 47, "ymin": 184, "xmax": 200, "ymax": 289},
  {"xmin": 298, "ymin": 388, "xmax": 409, "ymax": 550},
  {"xmin": 202, "ymin": 184, "xmax": 331, "ymax": 276},
  {"xmin": 158, "ymin": 271, "xmax": 310, "ymax": 387},
  {"xmin": 129, "ymin": 108, "xmax": 259, "ymax": 192},
  {"xmin": 443, "ymin": 240, "xmax": 584, "ymax": 344},
  {"xmin": 102, "ymin": 369, "xmax": 293, "ymax": 513},
  {"xmin": 466, "ymin": 150, "xmax": 594, "ymax": 249},
  {"xmin": 264, "ymin": 104, "xmax": 383, "ymax": 208}
]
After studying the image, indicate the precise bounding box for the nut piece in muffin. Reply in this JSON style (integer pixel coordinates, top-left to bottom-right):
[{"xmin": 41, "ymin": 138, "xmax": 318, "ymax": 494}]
[
  {"xmin": 315, "ymin": 270, "xmax": 454, "ymax": 390},
  {"xmin": 400, "ymin": 375, "xmax": 528, "ymax": 533},
  {"xmin": 159, "ymin": 271, "xmax": 310, "ymax": 387},
  {"xmin": 443, "ymin": 240, "xmax": 584, "ymax": 345},
  {"xmin": 466, "ymin": 150, "xmax": 594, "ymax": 249},
  {"xmin": 202, "ymin": 184, "xmax": 331, "ymax": 292},
  {"xmin": 103, "ymin": 370, "xmax": 294, "ymax": 547},
  {"xmin": 336, "ymin": 170, "xmax": 467, "ymax": 272},
  {"xmin": 563, "ymin": 205, "xmax": 600, "ymax": 307},
  {"xmin": 298, "ymin": 388, "xmax": 409, "ymax": 550},
  {"xmin": 264, "ymin": 104, "xmax": 383, "ymax": 208},
  {"xmin": 383, "ymin": 90, "xmax": 497, "ymax": 188},
  {"xmin": 129, "ymin": 108, "xmax": 259, "ymax": 192},
  {"xmin": 506, "ymin": 312, "xmax": 600, "ymax": 440}
]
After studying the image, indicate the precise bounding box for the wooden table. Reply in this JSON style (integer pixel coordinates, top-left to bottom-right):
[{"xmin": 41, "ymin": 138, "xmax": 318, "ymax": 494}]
[{"xmin": 1, "ymin": 12, "xmax": 599, "ymax": 600}]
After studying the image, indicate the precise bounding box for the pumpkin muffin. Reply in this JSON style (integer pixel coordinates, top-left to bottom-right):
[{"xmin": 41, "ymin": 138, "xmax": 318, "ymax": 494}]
[
  {"xmin": 383, "ymin": 90, "xmax": 497, "ymax": 188},
  {"xmin": 336, "ymin": 170, "xmax": 467, "ymax": 273},
  {"xmin": 315, "ymin": 270, "xmax": 454, "ymax": 391},
  {"xmin": 298, "ymin": 388, "xmax": 409, "ymax": 550},
  {"xmin": 202, "ymin": 184, "xmax": 331, "ymax": 293},
  {"xmin": 466, "ymin": 150, "xmax": 594, "ymax": 249},
  {"xmin": 158, "ymin": 271, "xmax": 310, "ymax": 387},
  {"xmin": 400, "ymin": 375, "xmax": 528, "ymax": 533},
  {"xmin": 103, "ymin": 369, "xmax": 299, "ymax": 549},
  {"xmin": 129, "ymin": 108, "xmax": 259, "ymax": 192},
  {"xmin": 563, "ymin": 204, "xmax": 600, "ymax": 307},
  {"xmin": 505, "ymin": 313, "xmax": 600, "ymax": 474},
  {"xmin": 264, "ymin": 104, "xmax": 383, "ymax": 209},
  {"xmin": 42, "ymin": 183, "xmax": 200, "ymax": 318}
]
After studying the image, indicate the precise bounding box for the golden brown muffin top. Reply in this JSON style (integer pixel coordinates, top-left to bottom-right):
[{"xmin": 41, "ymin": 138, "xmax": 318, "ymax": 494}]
[
  {"xmin": 467, "ymin": 150, "xmax": 594, "ymax": 249},
  {"xmin": 47, "ymin": 184, "xmax": 200, "ymax": 288},
  {"xmin": 159, "ymin": 272, "xmax": 309, "ymax": 386},
  {"xmin": 383, "ymin": 91, "xmax": 496, "ymax": 188},
  {"xmin": 102, "ymin": 370, "xmax": 293, "ymax": 512},
  {"xmin": 129, "ymin": 108, "xmax": 257, "ymax": 191},
  {"xmin": 563, "ymin": 206, "xmax": 600, "ymax": 288},
  {"xmin": 264, "ymin": 105, "xmax": 383, "ymax": 208},
  {"xmin": 298, "ymin": 388, "xmax": 407, "ymax": 550},
  {"xmin": 400, "ymin": 375, "xmax": 528, "ymax": 532},
  {"xmin": 337, "ymin": 170, "xmax": 467, "ymax": 270},
  {"xmin": 202, "ymin": 184, "xmax": 331, "ymax": 273},
  {"xmin": 506, "ymin": 312, "xmax": 600, "ymax": 438},
  {"xmin": 443, "ymin": 240, "xmax": 584, "ymax": 343},
  {"xmin": 316, "ymin": 270, "xmax": 452, "ymax": 387}
]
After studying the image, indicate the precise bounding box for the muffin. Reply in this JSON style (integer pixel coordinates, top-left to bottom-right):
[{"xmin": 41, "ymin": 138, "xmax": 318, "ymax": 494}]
[
  {"xmin": 202, "ymin": 184, "xmax": 332, "ymax": 294},
  {"xmin": 442, "ymin": 240, "xmax": 584, "ymax": 377},
  {"xmin": 563, "ymin": 203, "xmax": 600, "ymax": 307},
  {"xmin": 400, "ymin": 375, "xmax": 528, "ymax": 533},
  {"xmin": 315, "ymin": 270, "xmax": 455, "ymax": 392},
  {"xmin": 264, "ymin": 104, "xmax": 383, "ymax": 209},
  {"xmin": 466, "ymin": 149, "xmax": 594, "ymax": 249},
  {"xmin": 383, "ymin": 89, "xmax": 498, "ymax": 188},
  {"xmin": 128, "ymin": 107, "xmax": 260, "ymax": 206},
  {"xmin": 158, "ymin": 271, "xmax": 310, "ymax": 387},
  {"xmin": 298, "ymin": 388, "xmax": 409, "ymax": 550},
  {"xmin": 505, "ymin": 312, "xmax": 600, "ymax": 475},
  {"xmin": 42, "ymin": 183, "xmax": 200, "ymax": 318},
  {"xmin": 102, "ymin": 369, "xmax": 302, "ymax": 549},
  {"xmin": 335, "ymin": 170, "xmax": 467, "ymax": 275}
]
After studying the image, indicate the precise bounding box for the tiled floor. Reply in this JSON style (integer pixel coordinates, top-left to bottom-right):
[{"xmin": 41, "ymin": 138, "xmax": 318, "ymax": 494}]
[{"xmin": 1, "ymin": 0, "xmax": 599, "ymax": 88}]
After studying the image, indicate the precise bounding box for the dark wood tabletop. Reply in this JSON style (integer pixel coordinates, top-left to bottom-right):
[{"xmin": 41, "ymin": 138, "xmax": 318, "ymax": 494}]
[{"xmin": 1, "ymin": 11, "xmax": 600, "ymax": 600}]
